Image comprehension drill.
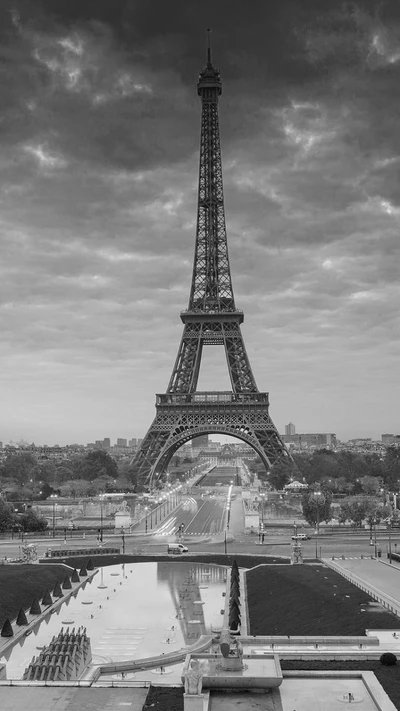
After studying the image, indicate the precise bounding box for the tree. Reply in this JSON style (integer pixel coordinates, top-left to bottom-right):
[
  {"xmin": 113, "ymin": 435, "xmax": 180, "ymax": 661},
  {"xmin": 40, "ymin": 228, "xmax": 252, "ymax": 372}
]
[
  {"xmin": 37, "ymin": 460, "xmax": 57, "ymax": 483},
  {"xmin": 19, "ymin": 510, "xmax": 48, "ymax": 532},
  {"xmin": 364, "ymin": 498, "xmax": 391, "ymax": 535},
  {"xmin": 58, "ymin": 479, "xmax": 92, "ymax": 498},
  {"xmin": 338, "ymin": 495, "xmax": 390, "ymax": 529},
  {"xmin": 81, "ymin": 451, "xmax": 118, "ymax": 481},
  {"xmin": 0, "ymin": 498, "xmax": 17, "ymax": 531},
  {"xmin": 301, "ymin": 491, "xmax": 332, "ymax": 528},
  {"xmin": 382, "ymin": 447, "xmax": 400, "ymax": 490},
  {"xmin": 338, "ymin": 496, "xmax": 368, "ymax": 527},
  {"xmin": 1, "ymin": 453, "xmax": 37, "ymax": 485},
  {"xmin": 359, "ymin": 476, "xmax": 382, "ymax": 496},
  {"xmin": 337, "ymin": 451, "xmax": 365, "ymax": 484},
  {"xmin": 54, "ymin": 465, "xmax": 74, "ymax": 486},
  {"xmin": 268, "ymin": 460, "xmax": 292, "ymax": 490}
]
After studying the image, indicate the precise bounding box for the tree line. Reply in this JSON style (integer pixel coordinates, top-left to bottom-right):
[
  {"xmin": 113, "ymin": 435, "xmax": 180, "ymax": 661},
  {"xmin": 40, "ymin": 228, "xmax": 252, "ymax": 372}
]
[
  {"xmin": 246, "ymin": 447, "xmax": 400, "ymax": 494},
  {"xmin": 0, "ymin": 449, "xmax": 192, "ymax": 502}
]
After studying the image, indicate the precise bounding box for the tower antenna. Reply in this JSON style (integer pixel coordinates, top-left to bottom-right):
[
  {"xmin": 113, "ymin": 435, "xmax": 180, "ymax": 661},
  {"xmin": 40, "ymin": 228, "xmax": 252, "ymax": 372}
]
[{"xmin": 207, "ymin": 27, "xmax": 212, "ymax": 66}]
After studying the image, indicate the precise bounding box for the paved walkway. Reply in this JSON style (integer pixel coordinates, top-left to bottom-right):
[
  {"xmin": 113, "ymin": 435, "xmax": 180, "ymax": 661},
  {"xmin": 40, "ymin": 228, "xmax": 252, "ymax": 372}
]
[
  {"xmin": 0, "ymin": 686, "xmax": 148, "ymax": 711},
  {"xmin": 324, "ymin": 557, "xmax": 400, "ymax": 616},
  {"xmin": 228, "ymin": 493, "xmax": 245, "ymax": 538}
]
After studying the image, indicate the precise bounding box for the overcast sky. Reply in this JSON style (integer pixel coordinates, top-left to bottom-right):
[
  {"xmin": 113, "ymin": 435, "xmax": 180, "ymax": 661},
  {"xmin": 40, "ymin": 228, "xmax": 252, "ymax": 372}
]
[{"xmin": 1, "ymin": 0, "xmax": 399, "ymax": 446}]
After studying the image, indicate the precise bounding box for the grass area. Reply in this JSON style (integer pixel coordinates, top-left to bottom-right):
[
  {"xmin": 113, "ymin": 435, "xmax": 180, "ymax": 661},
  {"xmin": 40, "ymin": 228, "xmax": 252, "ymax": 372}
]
[
  {"xmin": 246, "ymin": 564, "xmax": 399, "ymax": 635},
  {"xmin": 0, "ymin": 564, "xmax": 70, "ymax": 626},
  {"xmin": 143, "ymin": 686, "xmax": 183, "ymax": 711},
  {"xmin": 281, "ymin": 660, "xmax": 400, "ymax": 710}
]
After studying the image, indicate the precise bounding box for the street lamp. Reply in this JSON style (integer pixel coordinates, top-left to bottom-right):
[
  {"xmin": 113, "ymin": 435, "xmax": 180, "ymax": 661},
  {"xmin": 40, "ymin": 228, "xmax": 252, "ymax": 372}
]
[
  {"xmin": 314, "ymin": 491, "xmax": 322, "ymax": 559},
  {"xmin": 121, "ymin": 526, "xmax": 125, "ymax": 554},
  {"xmin": 259, "ymin": 492, "xmax": 265, "ymax": 532},
  {"xmin": 145, "ymin": 506, "xmax": 148, "ymax": 533},
  {"xmin": 99, "ymin": 494, "xmax": 104, "ymax": 543},
  {"xmin": 50, "ymin": 494, "xmax": 58, "ymax": 538}
]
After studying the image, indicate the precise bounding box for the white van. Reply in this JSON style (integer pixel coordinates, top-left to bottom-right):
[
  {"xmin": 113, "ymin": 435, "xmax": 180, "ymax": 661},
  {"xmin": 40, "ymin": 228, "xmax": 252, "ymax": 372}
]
[{"xmin": 167, "ymin": 543, "xmax": 188, "ymax": 554}]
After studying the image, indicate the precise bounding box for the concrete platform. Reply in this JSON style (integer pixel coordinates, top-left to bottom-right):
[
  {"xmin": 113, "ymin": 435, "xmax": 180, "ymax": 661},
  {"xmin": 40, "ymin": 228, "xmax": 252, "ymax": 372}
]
[
  {"xmin": 0, "ymin": 686, "xmax": 148, "ymax": 711},
  {"xmin": 210, "ymin": 690, "xmax": 282, "ymax": 711}
]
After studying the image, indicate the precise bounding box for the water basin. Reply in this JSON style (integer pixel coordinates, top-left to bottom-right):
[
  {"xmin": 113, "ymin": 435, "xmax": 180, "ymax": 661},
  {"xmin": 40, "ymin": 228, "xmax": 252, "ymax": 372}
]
[{"xmin": 2, "ymin": 561, "xmax": 226, "ymax": 679}]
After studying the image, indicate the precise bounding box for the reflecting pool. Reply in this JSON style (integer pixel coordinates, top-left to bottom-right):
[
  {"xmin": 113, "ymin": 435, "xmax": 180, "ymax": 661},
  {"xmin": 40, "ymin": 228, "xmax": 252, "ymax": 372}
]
[{"xmin": 2, "ymin": 561, "xmax": 226, "ymax": 679}]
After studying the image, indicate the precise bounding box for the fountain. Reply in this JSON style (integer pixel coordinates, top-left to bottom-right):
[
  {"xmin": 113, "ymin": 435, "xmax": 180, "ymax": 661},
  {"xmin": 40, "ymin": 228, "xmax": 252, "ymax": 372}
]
[{"xmin": 182, "ymin": 627, "xmax": 282, "ymax": 691}]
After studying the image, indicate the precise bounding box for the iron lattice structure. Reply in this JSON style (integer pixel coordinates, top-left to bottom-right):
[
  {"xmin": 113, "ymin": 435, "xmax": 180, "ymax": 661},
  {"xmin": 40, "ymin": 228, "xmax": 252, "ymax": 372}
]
[{"xmin": 131, "ymin": 35, "xmax": 291, "ymax": 487}]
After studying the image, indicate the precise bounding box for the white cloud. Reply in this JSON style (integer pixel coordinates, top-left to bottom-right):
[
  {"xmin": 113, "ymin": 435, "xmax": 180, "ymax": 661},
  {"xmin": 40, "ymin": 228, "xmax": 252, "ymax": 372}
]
[{"xmin": 22, "ymin": 143, "xmax": 67, "ymax": 169}]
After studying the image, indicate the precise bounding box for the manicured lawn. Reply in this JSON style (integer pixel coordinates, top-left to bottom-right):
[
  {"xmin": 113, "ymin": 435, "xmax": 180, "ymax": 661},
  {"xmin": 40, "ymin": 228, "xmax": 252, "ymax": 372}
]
[
  {"xmin": 143, "ymin": 685, "xmax": 183, "ymax": 711},
  {"xmin": 246, "ymin": 564, "xmax": 399, "ymax": 635},
  {"xmin": 0, "ymin": 564, "xmax": 70, "ymax": 626},
  {"xmin": 281, "ymin": 660, "xmax": 400, "ymax": 710}
]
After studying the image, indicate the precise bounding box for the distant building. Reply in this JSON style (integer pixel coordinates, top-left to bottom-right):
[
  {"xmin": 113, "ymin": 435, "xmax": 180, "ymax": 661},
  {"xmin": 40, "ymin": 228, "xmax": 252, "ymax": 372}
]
[
  {"xmin": 192, "ymin": 434, "xmax": 209, "ymax": 448},
  {"xmin": 0, "ymin": 441, "xmax": 3, "ymax": 449},
  {"xmin": 103, "ymin": 438, "xmax": 111, "ymax": 448},
  {"xmin": 285, "ymin": 422, "xmax": 296, "ymax": 436},
  {"xmin": 129, "ymin": 438, "xmax": 137, "ymax": 447},
  {"xmin": 282, "ymin": 433, "xmax": 337, "ymax": 449},
  {"xmin": 117, "ymin": 438, "xmax": 127, "ymax": 447},
  {"xmin": 382, "ymin": 434, "xmax": 400, "ymax": 446}
]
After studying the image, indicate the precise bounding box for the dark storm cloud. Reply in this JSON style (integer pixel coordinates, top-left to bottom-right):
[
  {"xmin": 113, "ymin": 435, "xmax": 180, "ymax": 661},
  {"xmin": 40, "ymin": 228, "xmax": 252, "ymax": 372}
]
[{"xmin": 1, "ymin": 0, "xmax": 400, "ymax": 443}]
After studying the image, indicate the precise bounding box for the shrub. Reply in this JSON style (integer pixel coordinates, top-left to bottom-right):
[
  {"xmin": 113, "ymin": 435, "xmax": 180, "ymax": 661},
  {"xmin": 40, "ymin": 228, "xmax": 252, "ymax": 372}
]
[{"xmin": 380, "ymin": 653, "xmax": 397, "ymax": 666}]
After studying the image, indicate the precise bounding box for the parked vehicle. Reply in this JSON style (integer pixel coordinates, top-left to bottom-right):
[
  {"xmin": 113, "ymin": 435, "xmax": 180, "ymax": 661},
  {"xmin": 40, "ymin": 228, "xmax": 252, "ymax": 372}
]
[
  {"xmin": 167, "ymin": 543, "xmax": 188, "ymax": 554},
  {"xmin": 291, "ymin": 534, "xmax": 310, "ymax": 540}
]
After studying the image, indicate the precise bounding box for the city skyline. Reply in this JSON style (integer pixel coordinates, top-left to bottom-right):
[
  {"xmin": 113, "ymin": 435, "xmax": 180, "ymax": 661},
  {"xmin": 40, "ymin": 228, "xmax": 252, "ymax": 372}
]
[{"xmin": 1, "ymin": 1, "xmax": 399, "ymax": 445}]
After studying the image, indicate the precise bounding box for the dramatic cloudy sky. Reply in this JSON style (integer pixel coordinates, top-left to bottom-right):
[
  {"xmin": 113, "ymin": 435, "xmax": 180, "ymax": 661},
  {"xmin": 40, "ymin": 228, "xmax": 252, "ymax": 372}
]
[{"xmin": 1, "ymin": 0, "xmax": 399, "ymax": 445}]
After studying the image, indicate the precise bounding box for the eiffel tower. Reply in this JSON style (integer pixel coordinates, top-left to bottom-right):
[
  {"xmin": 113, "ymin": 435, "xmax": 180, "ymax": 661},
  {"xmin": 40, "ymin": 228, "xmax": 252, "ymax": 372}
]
[{"xmin": 131, "ymin": 32, "xmax": 291, "ymax": 488}]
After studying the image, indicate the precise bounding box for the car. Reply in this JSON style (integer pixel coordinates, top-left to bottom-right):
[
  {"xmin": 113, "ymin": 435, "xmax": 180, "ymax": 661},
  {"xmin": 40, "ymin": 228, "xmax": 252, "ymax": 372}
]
[
  {"xmin": 291, "ymin": 533, "xmax": 310, "ymax": 540},
  {"xmin": 167, "ymin": 543, "xmax": 189, "ymax": 554}
]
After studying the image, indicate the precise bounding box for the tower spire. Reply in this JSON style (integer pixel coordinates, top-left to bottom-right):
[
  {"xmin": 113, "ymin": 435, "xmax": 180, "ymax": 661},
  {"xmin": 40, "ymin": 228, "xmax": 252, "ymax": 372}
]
[{"xmin": 207, "ymin": 28, "xmax": 212, "ymax": 67}]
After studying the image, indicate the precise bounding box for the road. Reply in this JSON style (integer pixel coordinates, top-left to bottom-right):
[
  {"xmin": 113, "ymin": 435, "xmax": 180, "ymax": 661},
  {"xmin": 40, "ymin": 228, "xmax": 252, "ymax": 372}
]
[
  {"xmin": 2, "ymin": 528, "xmax": 400, "ymax": 562},
  {"xmin": 151, "ymin": 495, "xmax": 227, "ymax": 536},
  {"xmin": 2, "ymin": 477, "xmax": 400, "ymax": 561}
]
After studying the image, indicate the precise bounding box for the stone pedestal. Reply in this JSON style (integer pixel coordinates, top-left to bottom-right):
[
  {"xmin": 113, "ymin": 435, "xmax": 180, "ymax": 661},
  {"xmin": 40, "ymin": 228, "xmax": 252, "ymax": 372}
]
[
  {"xmin": 184, "ymin": 694, "xmax": 204, "ymax": 711},
  {"xmin": 221, "ymin": 656, "xmax": 243, "ymax": 671}
]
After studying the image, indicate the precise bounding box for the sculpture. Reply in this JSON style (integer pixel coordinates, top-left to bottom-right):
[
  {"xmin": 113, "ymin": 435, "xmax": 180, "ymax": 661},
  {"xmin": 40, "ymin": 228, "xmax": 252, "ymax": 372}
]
[
  {"xmin": 184, "ymin": 659, "xmax": 203, "ymax": 695},
  {"xmin": 21, "ymin": 543, "xmax": 38, "ymax": 563},
  {"xmin": 213, "ymin": 629, "xmax": 244, "ymax": 671}
]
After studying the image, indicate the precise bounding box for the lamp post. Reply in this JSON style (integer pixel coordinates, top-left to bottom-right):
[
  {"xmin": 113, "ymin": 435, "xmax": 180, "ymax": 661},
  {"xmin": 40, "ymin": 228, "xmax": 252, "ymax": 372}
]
[
  {"xmin": 121, "ymin": 526, "xmax": 125, "ymax": 554},
  {"xmin": 99, "ymin": 494, "xmax": 104, "ymax": 543},
  {"xmin": 50, "ymin": 494, "xmax": 58, "ymax": 538},
  {"xmin": 374, "ymin": 519, "xmax": 378, "ymax": 558},
  {"xmin": 145, "ymin": 506, "xmax": 148, "ymax": 533},
  {"xmin": 314, "ymin": 491, "xmax": 322, "ymax": 559}
]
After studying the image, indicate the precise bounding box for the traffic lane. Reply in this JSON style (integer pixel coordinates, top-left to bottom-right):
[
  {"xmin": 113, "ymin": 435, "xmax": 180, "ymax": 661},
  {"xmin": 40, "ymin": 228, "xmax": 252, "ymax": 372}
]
[
  {"xmin": 152, "ymin": 495, "xmax": 203, "ymax": 536},
  {"xmin": 185, "ymin": 498, "xmax": 226, "ymax": 535}
]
